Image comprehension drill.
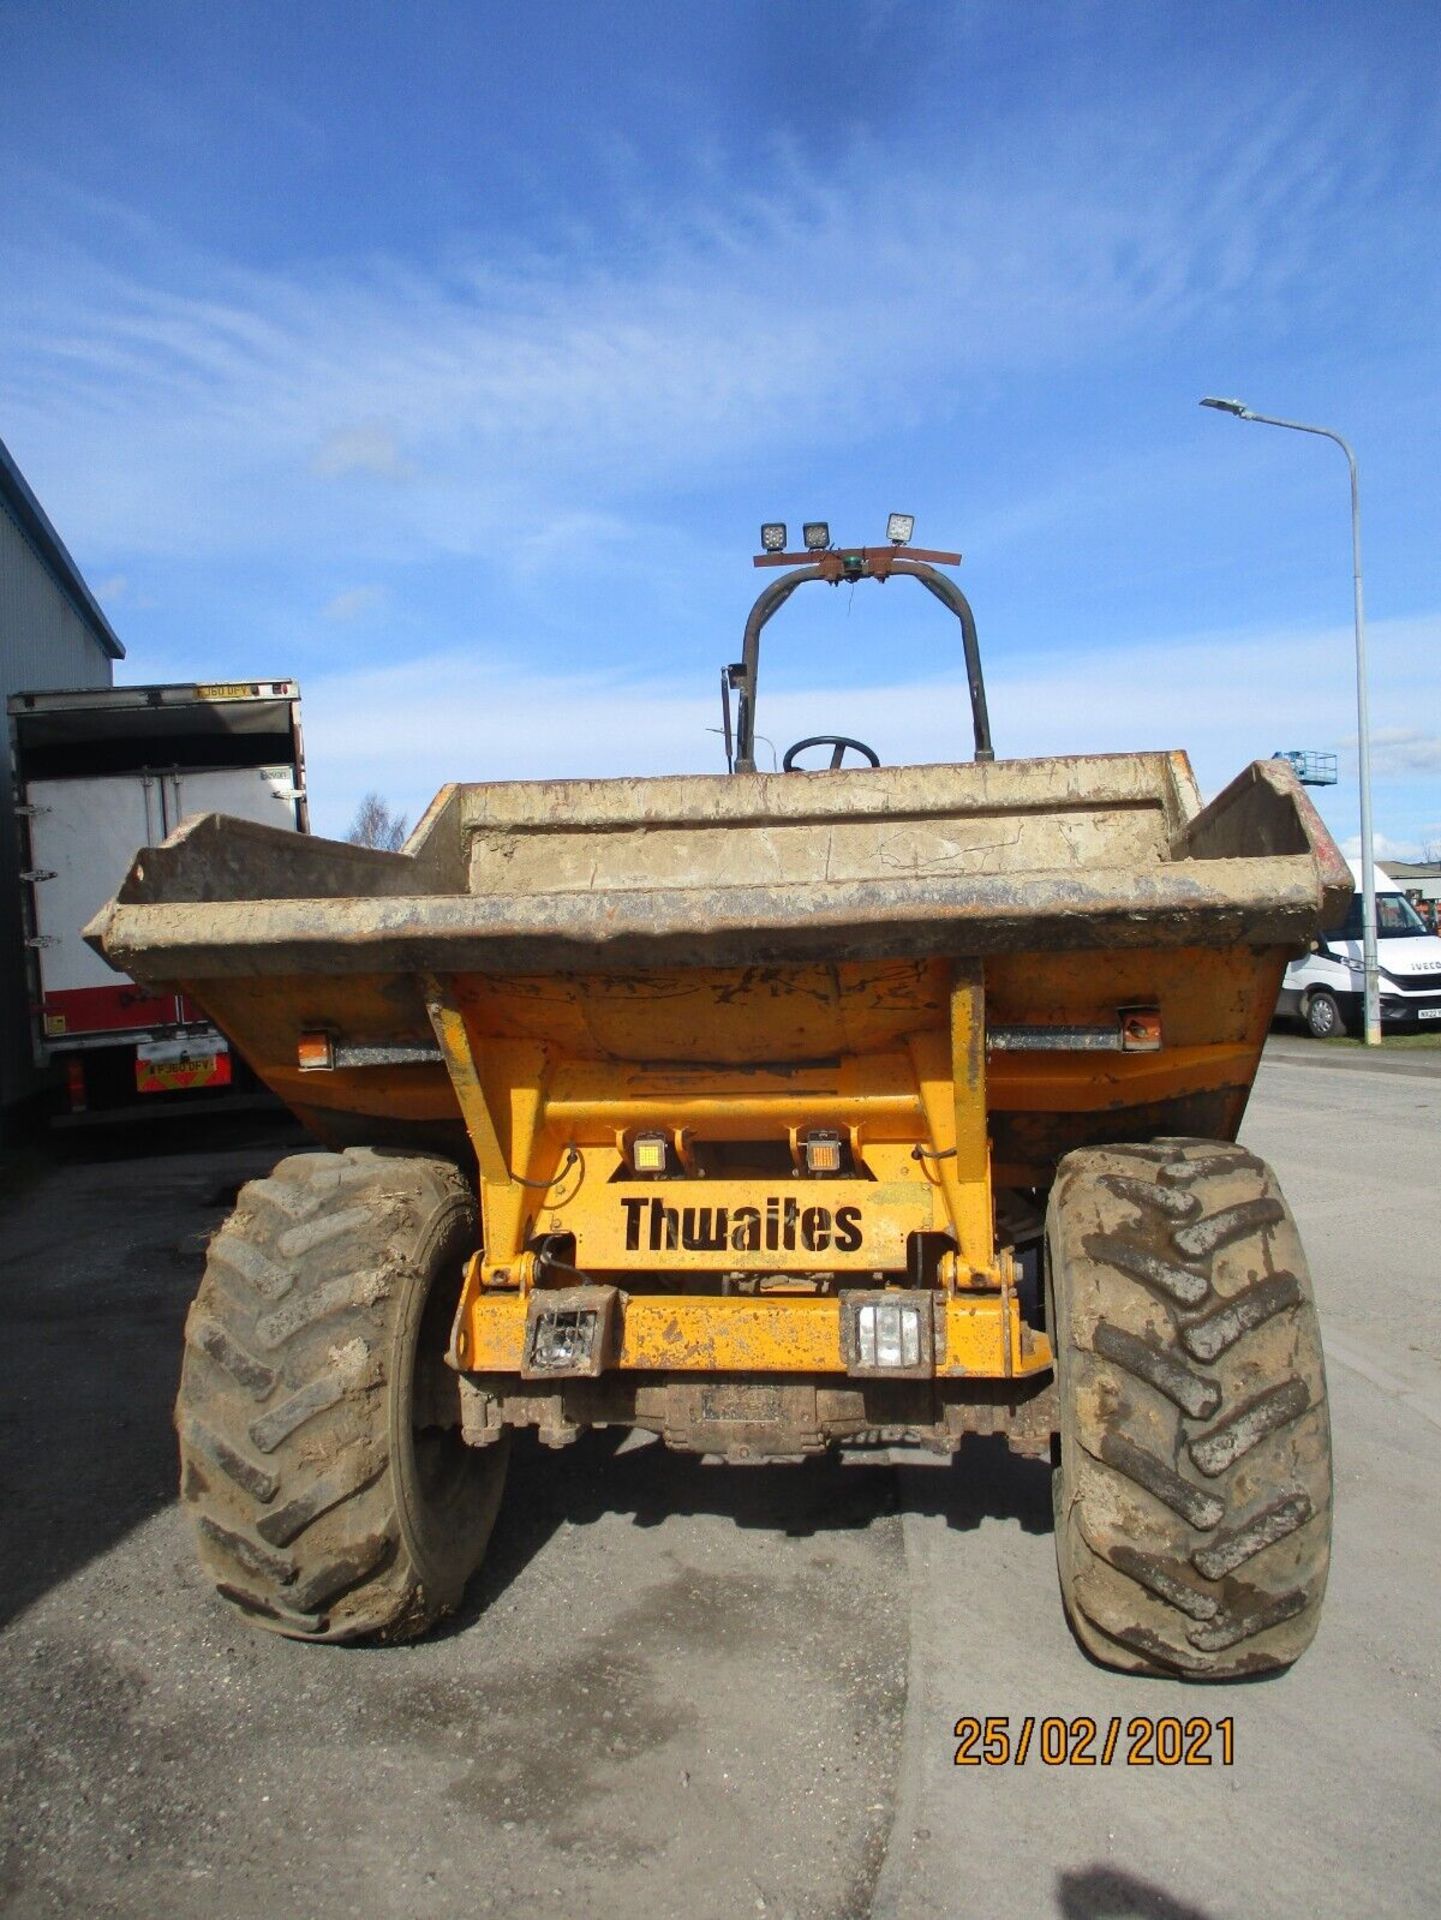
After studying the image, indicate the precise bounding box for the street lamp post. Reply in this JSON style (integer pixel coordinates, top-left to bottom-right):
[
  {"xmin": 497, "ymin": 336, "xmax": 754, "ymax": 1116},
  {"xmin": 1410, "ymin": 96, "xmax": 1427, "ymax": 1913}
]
[{"xmin": 1200, "ymin": 396, "xmax": 1382, "ymax": 1046}]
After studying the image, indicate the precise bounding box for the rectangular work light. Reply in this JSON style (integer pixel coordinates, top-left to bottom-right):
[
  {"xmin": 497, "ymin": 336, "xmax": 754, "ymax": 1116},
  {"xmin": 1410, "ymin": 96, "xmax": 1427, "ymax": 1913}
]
[
  {"xmin": 528, "ymin": 1307, "xmax": 600, "ymax": 1373},
  {"xmin": 859, "ymin": 1298, "xmax": 921, "ymax": 1368},
  {"xmin": 802, "ymin": 1128, "xmax": 843, "ymax": 1174},
  {"xmin": 631, "ymin": 1131, "xmax": 669, "ymax": 1174},
  {"xmin": 522, "ymin": 1285, "xmax": 619, "ymax": 1380},
  {"xmin": 761, "ymin": 522, "xmax": 788, "ymax": 552},
  {"xmin": 803, "ymin": 521, "xmax": 830, "ymax": 550},
  {"xmin": 886, "ymin": 512, "xmax": 915, "ymax": 545},
  {"xmin": 841, "ymin": 1292, "xmax": 933, "ymax": 1375}
]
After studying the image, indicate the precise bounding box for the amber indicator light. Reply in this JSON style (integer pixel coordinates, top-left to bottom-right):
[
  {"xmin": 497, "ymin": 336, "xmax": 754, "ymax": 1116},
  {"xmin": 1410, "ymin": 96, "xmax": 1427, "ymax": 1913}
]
[
  {"xmin": 296, "ymin": 1031, "xmax": 336, "ymax": 1071},
  {"xmin": 1119, "ymin": 1009, "xmax": 1163, "ymax": 1052}
]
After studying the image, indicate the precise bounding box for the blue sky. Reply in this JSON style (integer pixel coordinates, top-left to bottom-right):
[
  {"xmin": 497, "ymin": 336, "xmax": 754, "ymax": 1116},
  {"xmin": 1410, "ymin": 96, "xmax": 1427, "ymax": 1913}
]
[{"xmin": 2, "ymin": 0, "xmax": 1438, "ymax": 855}]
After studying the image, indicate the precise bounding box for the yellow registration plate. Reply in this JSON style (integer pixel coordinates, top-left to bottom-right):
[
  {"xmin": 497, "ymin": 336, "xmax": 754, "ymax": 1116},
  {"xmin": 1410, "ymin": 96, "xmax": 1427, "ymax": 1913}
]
[{"xmin": 135, "ymin": 1037, "xmax": 232, "ymax": 1094}]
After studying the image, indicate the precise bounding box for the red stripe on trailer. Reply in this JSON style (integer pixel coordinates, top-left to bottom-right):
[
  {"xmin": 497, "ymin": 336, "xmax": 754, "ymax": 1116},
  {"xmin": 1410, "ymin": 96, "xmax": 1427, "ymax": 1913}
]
[{"xmin": 44, "ymin": 984, "xmax": 179, "ymax": 1037}]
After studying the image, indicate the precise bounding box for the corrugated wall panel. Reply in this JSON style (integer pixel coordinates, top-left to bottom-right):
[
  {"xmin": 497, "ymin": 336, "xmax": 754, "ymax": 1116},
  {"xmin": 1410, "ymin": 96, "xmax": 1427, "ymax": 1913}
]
[{"xmin": 0, "ymin": 510, "xmax": 116, "ymax": 1109}]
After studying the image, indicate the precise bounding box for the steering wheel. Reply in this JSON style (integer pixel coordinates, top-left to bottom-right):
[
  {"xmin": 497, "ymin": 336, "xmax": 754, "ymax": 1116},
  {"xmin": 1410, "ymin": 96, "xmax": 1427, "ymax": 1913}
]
[{"xmin": 781, "ymin": 734, "xmax": 882, "ymax": 772}]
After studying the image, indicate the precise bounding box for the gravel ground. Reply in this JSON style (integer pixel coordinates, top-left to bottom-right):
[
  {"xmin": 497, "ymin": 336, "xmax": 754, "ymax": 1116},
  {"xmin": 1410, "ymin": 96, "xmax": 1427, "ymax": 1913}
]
[
  {"xmin": 0, "ymin": 1046, "xmax": 1437, "ymax": 1919},
  {"xmin": 0, "ymin": 1129, "xmax": 904, "ymax": 1919}
]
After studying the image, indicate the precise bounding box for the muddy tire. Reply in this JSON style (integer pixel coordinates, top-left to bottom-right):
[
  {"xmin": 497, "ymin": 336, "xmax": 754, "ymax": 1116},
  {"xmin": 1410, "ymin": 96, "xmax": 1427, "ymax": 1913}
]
[
  {"xmin": 1047, "ymin": 1139, "xmax": 1331, "ymax": 1678},
  {"xmin": 176, "ymin": 1147, "xmax": 508, "ymax": 1641}
]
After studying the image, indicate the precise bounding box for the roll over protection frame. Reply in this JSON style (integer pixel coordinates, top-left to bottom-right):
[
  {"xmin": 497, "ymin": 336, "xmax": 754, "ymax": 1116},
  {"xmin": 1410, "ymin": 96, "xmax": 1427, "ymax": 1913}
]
[{"xmin": 730, "ymin": 557, "xmax": 994, "ymax": 774}]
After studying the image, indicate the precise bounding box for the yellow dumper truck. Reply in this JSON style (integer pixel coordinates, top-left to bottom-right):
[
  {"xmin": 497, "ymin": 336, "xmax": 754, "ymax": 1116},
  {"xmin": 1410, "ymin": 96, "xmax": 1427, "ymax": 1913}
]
[{"xmin": 90, "ymin": 530, "xmax": 1344, "ymax": 1677}]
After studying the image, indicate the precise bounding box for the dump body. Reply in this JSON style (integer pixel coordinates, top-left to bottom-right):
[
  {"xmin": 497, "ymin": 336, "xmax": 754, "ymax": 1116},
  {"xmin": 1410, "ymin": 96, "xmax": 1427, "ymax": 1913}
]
[{"xmin": 89, "ymin": 746, "xmax": 1347, "ymax": 1452}]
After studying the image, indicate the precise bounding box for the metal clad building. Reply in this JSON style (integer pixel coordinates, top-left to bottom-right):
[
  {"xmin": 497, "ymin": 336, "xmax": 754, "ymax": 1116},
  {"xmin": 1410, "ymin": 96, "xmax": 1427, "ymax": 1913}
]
[
  {"xmin": 0, "ymin": 435, "xmax": 124, "ymax": 1110},
  {"xmin": 1387, "ymin": 861, "xmax": 1441, "ymax": 904}
]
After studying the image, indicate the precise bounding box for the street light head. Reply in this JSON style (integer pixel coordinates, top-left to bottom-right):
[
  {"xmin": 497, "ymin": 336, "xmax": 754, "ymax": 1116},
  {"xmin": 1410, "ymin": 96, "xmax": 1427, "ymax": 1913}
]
[{"xmin": 1200, "ymin": 396, "xmax": 1252, "ymax": 417}]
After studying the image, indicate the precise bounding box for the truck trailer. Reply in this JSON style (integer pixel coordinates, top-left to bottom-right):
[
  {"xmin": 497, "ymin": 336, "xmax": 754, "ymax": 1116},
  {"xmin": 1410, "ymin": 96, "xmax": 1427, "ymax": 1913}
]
[{"xmin": 11, "ymin": 679, "xmax": 306, "ymax": 1116}]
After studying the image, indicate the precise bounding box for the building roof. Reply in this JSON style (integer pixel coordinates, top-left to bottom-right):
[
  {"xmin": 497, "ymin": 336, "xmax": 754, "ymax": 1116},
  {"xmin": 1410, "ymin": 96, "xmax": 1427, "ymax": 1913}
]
[{"xmin": 0, "ymin": 434, "xmax": 125, "ymax": 660}]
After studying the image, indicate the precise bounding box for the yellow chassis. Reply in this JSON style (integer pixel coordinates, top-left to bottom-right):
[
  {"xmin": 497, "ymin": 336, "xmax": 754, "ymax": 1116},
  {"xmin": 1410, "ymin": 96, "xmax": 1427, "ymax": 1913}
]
[{"xmin": 430, "ymin": 959, "xmax": 1051, "ymax": 1384}]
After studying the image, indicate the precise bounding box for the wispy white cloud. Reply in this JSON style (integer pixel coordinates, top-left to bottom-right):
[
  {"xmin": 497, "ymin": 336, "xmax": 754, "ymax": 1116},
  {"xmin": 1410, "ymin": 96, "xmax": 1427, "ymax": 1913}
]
[
  {"xmin": 299, "ymin": 610, "xmax": 1441, "ymax": 852},
  {"xmin": 321, "ymin": 584, "xmax": 390, "ymax": 623},
  {"xmin": 90, "ymin": 570, "xmax": 157, "ymax": 613},
  {"xmin": 311, "ymin": 421, "xmax": 414, "ymax": 482},
  {"xmin": 0, "ymin": 85, "xmax": 1405, "ymax": 568},
  {"xmin": 1363, "ymin": 728, "xmax": 1441, "ymax": 775},
  {"xmin": 1339, "ymin": 832, "xmax": 1432, "ymax": 864}
]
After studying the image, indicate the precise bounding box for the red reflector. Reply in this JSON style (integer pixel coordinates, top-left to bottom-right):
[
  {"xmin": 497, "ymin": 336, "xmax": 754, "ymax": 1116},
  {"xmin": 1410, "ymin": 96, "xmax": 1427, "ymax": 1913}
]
[{"xmin": 64, "ymin": 1055, "xmax": 87, "ymax": 1113}]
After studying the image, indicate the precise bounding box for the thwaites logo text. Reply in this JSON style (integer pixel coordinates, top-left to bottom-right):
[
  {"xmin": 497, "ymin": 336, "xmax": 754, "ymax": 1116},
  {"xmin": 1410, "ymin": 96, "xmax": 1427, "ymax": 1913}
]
[{"xmin": 621, "ymin": 1195, "xmax": 864, "ymax": 1255}]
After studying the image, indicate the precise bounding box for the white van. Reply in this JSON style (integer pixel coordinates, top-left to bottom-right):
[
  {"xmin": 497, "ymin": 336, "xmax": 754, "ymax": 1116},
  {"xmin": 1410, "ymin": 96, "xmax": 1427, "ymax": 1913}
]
[{"xmin": 1278, "ymin": 859, "xmax": 1441, "ymax": 1037}]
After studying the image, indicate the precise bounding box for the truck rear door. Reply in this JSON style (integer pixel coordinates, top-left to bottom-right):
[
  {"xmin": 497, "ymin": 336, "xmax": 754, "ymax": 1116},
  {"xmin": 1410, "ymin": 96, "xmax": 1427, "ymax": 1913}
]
[
  {"xmin": 162, "ymin": 765, "xmax": 303, "ymax": 836},
  {"xmin": 28, "ymin": 774, "xmax": 181, "ymax": 1038}
]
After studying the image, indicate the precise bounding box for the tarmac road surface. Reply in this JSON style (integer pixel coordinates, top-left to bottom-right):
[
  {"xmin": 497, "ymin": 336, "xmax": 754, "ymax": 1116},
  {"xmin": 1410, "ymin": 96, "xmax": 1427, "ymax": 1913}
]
[{"xmin": 0, "ymin": 1043, "xmax": 1437, "ymax": 1920}]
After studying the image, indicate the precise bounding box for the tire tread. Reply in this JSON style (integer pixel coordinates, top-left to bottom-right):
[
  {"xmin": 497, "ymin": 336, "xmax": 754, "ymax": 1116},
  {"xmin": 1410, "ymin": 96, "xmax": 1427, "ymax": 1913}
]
[
  {"xmin": 175, "ymin": 1148, "xmax": 506, "ymax": 1642},
  {"xmin": 1049, "ymin": 1138, "xmax": 1332, "ymax": 1678}
]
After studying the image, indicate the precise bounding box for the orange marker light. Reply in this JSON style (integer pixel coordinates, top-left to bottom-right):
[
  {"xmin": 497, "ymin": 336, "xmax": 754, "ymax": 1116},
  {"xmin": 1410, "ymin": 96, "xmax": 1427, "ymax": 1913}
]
[
  {"xmin": 297, "ymin": 1031, "xmax": 336, "ymax": 1071},
  {"xmin": 1120, "ymin": 1009, "xmax": 1163, "ymax": 1053}
]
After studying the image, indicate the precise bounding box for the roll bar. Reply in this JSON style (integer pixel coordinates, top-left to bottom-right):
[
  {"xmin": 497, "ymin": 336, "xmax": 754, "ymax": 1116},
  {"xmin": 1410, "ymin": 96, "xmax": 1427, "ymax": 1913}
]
[{"xmin": 729, "ymin": 557, "xmax": 994, "ymax": 773}]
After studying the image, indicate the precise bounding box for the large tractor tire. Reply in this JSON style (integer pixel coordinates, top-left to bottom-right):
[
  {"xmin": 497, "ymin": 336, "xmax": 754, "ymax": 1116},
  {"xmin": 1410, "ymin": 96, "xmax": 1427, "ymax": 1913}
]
[
  {"xmin": 176, "ymin": 1148, "xmax": 508, "ymax": 1641},
  {"xmin": 1047, "ymin": 1139, "xmax": 1332, "ymax": 1679}
]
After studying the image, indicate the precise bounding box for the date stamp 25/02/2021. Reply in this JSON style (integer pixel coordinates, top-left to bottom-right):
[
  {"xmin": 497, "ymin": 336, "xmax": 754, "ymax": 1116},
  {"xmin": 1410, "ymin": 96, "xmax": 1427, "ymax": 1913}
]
[{"xmin": 954, "ymin": 1715, "xmax": 1235, "ymax": 1768}]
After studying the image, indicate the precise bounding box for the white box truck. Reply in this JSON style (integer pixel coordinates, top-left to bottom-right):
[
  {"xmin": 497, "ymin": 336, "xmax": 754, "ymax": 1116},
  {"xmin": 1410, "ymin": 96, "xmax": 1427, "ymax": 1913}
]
[
  {"xmin": 1277, "ymin": 856, "xmax": 1441, "ymax": 1037},
  {"xmin": 9, "ymin": 680, "xmax": 306, "ymax": 1116}
]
